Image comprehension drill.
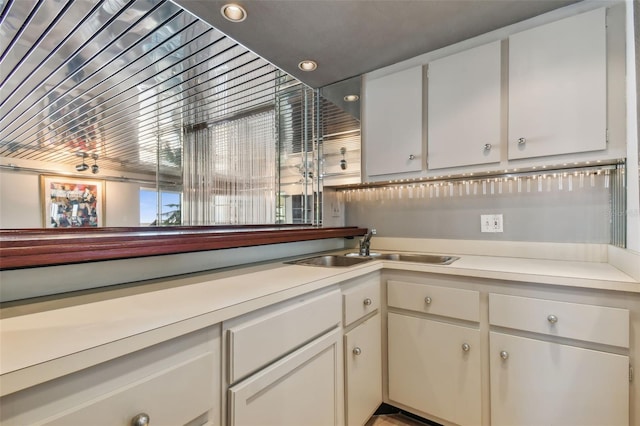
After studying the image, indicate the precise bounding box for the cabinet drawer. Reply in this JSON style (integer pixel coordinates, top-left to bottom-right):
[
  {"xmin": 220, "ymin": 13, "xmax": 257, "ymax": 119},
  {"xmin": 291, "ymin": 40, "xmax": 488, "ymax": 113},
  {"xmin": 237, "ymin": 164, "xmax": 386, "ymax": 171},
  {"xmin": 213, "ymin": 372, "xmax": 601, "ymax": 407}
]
[
  {"xmin": 489, "ymin": 293, "xmax": 629, "ymax": 348},
  {"xmin": 387, "ymin": 280, "xmax": 480, "ymax": 322},
  {"xmin": 227, "ymin": 289, "xmax": 341, "ymax": 384},
  {"xmin": 343, "ymin": 276, "xmax": 380, "ymax": 326},
  {"xmin": 44, "ymin": 354, "xmax": 213, "ymax": 426},
  {"xmin": 0, "ymin": 327, "xmax": 217, "ymax": 426}
]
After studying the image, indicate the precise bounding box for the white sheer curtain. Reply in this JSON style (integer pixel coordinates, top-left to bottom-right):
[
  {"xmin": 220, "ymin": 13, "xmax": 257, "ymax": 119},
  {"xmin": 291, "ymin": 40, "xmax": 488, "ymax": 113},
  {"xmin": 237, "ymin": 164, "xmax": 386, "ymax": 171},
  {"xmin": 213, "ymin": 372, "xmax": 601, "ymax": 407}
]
[{"xmin": 182, "ymin": 110, "xmax": 276, "ymax": 224}]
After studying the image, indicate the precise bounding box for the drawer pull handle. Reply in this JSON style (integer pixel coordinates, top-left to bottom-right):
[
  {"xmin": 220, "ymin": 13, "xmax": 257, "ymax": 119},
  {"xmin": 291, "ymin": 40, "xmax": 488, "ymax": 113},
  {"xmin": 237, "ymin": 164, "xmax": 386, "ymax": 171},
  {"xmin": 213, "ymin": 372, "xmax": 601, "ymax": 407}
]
[
  {"xmin": 547, "ymin": 314, "xmax": 558, "ymax": 324},
  {"xmin": 363, "ymin": 298, "xmax": 372, "ymax": 306},
  {"xmin": 353, "ymin": 347, "xmax": 362, "ymax": 356},
  {"xmin": 408, "ymin": 154, "xmax": 416, "ymax": 160},
  {"xmin": 500, "ymin": 350, "xmax": 509, "ymax": 360},
  {"xmin": 462, "ymin": 343, "xmax": 470, "ymax": 352},
  {"xmin": 424, "ymin": 296, "xmax": 432, "ymax": 305},
  {"xmin": 518, "ymin": 137, "xmax": 526, "ymax": 146},
  {"xmin": 131, "ymin": 413, "xmax": 150, "ymax": 426},
  {"xmin": 483, "ymin": 143, "xmax": 492, "ymax": 151}
]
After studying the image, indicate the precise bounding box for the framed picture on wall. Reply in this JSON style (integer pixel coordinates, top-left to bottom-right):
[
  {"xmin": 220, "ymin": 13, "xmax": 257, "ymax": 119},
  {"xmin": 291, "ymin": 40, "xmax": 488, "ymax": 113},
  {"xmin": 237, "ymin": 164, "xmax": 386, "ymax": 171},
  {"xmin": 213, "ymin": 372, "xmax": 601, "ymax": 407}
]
[{"xmin": 40, "ymin": 175, "xmax": 105, "ymax": 228}]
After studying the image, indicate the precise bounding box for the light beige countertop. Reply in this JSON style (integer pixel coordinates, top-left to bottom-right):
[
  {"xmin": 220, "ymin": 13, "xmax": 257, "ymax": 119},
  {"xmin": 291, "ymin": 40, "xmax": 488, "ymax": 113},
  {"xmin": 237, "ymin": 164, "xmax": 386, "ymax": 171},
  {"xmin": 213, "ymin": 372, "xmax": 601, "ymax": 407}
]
[
  {"xmin": 1, "ymin": 241, "xmax": 639, "ymax": 396},
  {"xmin": 382, "ymin": 253, "xmax": 638, "ymax": 291}
]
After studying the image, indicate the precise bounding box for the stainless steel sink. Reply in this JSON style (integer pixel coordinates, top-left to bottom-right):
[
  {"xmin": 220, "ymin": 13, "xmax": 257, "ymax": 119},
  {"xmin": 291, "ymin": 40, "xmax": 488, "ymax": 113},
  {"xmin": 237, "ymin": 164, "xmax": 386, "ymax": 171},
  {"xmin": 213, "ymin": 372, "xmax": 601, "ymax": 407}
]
[
  {"xmin": 287, "ymin": 252, "xmax": 459, "ymax": 268},
  {"xmin": 286, "ymin": 255, "xmax": 374, "ymax": 267},
  {"xmin": 377, "ymin": 253, "xmax": 459, "ymax": 265},
  {"xmin": 345, "ymin": 252, "xmax": 459, "ymax": 265}
]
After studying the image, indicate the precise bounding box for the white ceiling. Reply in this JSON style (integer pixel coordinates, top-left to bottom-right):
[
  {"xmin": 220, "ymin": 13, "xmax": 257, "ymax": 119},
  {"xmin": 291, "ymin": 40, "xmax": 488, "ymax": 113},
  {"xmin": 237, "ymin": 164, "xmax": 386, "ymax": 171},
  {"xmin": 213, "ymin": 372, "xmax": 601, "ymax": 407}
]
[{"xmin": 174, "ymin": 0, "xmax": 580, "ymax": 88}]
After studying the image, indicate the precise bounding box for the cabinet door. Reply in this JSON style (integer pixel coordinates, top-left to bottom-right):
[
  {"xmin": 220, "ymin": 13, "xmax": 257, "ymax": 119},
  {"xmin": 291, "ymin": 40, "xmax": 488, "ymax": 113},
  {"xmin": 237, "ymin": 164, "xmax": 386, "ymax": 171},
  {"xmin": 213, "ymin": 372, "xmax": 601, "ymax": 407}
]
[
  {"xmin": 388, "ymin": 313, "xmax": 481, "ymax": 425},
  {"xmin": 428, "ymin": 41, "xmax": 501, "ymax": 169},
  {"xmin": 490, "ymin": 332, "xmax": 629, "ymax": 426},
  {"xmin": 228, "ymin": 329, "xmax": 342, "ymax": 426},
  {"xmin": 345, "ymin": 313, "xmax": 382, "ymax": 426},
  {"xmin": 508, "ymin": 8, "xmax": 606, "ymax": 160},
  {"xmin": 364, "ymin": 66, "xmax": 423, "ymax": 177}
]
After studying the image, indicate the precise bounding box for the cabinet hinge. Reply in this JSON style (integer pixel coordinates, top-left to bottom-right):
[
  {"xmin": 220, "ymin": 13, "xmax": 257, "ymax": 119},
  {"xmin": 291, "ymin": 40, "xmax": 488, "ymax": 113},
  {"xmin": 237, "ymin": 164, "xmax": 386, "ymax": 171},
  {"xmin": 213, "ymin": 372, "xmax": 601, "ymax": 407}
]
[
  {"xmin": 606, "ymin": 129, "xmax": 609, "ymax": 144},
  {"xmin": 630, "ymin": 364, "xmax": 634, "ymax": 383}
]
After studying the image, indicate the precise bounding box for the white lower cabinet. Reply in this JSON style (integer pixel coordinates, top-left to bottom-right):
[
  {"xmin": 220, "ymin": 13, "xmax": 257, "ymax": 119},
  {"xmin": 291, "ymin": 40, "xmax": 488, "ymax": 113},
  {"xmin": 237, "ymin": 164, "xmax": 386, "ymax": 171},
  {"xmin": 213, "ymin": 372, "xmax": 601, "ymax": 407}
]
[
  {"xmin": 489, "ymin": 293, "xmax": 630, "ymax": 426},
  {"xmin": 5, "ymin": 270, "xmax": 636, "ymax": 426},
  {"xmin": 489, "ymin": 331, "xmax": 629, "ymax": 426},
  {"xmin": 385, "ymin": 277, "xmax": 634, "ymax": 426},
  {"xmin": 345, "ymin": 313, "xmax": 382, "ymax": 426},
  {"xmin": 341, "ymin": 273, "xmax": 383, "ymax": 426},
  {"xmin": 228, "ymin": 328, "xmax": 343, "ymax": 426},
  {"xmin": 224, "ymin": 288, "xmax": 344, "ymax": 426},
  {"xmin": 387, "ymin": 313, "xmax": 481, "ymax": 426},
  {"xmin": 0, "ymin": 326, "xmax": 220, "ymax": 426},
  {"xmin": 386, "ymin": 279, "xmax": 482, "ymax": 425}
]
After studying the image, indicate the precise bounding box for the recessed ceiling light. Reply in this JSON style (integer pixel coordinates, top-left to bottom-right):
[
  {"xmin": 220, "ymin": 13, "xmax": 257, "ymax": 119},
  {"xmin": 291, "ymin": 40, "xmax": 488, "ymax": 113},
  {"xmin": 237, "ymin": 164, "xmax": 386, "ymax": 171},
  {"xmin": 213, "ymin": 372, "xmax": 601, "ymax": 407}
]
[
  {"xmin": 298, "ymin": 60, "xmax": 317, "ymax": 71},
  {"xmin": 343, "ymin": 94, "xmax": 359, "ymax": 102},
  {"xmin": 221, "ymin": 3, "xmax": 247, "ymax": 22}
]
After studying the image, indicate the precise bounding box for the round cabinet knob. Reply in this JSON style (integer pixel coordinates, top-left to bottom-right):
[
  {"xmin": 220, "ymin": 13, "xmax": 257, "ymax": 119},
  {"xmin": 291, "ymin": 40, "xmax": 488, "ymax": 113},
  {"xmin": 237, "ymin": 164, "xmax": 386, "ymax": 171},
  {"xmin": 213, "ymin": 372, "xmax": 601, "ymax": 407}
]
[
  {"xmin": 547, "ymin": 314, "xmax": 558, "ymax": 324},
  {"xmin": 353, "ymin": 347, "xmax": 362, "ymax": 356},
  {"xmin": 408, "ymin": 154, "xmax": 416, "ymax": 160},
  {"xmin": 363, "ymin": 298, "xmax": 372, "ymax": 306},
  {"xmin": 483, "ymin": 143, "xmax": 492, "ymax": 151},
  {"xmin": 500, "ymin": 351, "xmax": 509, "ymax": 360},
  {"xmin": 131, "ymin": 413, "xmax": 150, "ymax": 426},
  {"xmin": 424, "ymin": 296, "xmax": 432, "ymax": 305},
  {"xmin": 517, "ymin": 137, "xmax": 526, "ymax": 145},
  {"xmin": 461, "ymin": 343, "xmax": 470, "ymax": 352}
]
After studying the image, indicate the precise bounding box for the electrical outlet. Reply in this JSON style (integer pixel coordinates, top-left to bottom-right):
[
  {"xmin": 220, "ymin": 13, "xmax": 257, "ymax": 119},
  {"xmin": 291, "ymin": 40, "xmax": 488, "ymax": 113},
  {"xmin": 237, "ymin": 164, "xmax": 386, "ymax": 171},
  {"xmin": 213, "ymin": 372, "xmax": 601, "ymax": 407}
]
[{"xmin": 481, "ymin": 214, "xmax": 503, "ymax": 233}]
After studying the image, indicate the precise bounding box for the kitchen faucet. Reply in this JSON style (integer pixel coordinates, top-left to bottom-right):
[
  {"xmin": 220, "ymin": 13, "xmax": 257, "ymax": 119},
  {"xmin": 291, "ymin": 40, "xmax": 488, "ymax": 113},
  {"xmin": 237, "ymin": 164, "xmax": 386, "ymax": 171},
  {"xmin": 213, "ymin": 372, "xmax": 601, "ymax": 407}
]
[{"xmin": 359, "ymin": 228, "xmax": 376, "ymax": 256}]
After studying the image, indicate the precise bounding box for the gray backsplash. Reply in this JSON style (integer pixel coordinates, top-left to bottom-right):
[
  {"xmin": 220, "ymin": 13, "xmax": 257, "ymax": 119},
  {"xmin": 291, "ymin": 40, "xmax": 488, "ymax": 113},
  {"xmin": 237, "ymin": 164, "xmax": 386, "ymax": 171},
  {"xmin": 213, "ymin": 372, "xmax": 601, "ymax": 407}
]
[{"xmin": 343, "ymin": 175, "xmax": 611, "ymax": 243}]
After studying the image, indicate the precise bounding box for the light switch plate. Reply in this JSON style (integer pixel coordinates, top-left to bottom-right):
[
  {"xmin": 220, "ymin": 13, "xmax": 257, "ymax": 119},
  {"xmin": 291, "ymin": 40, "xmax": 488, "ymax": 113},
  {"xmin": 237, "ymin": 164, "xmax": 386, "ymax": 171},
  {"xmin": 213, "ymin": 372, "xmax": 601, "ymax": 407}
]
[{"xmin": 481, "ymin": 214, "xmax": 503, "ymax": 233}]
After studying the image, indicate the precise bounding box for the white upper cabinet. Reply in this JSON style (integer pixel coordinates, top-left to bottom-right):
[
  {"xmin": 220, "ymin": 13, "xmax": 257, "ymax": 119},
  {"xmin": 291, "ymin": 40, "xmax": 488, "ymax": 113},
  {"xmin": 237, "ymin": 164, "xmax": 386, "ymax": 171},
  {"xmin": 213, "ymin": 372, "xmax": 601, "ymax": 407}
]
[
  {"xmin": 508, "ymin": 8, "xmax": 607, "ymax": 160},
  {"xmin": 361, "ymin": 6, "xmax": 616, "ymax": 178},
  {"xmin": 427, "ymin": 41, "xmax": 502, "ymax": 169},
  {"xmin": 363, "ymin": 66, "xmax": 423, "ymax": 177}
]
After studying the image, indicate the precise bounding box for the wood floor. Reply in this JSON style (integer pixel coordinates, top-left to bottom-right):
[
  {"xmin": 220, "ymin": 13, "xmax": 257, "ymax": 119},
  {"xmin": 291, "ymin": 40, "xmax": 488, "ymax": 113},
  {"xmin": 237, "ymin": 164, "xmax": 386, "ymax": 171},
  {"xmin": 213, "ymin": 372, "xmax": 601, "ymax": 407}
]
[{"xmin": 366, "ymin": 413, "xmax": 431, "ymax": 426}]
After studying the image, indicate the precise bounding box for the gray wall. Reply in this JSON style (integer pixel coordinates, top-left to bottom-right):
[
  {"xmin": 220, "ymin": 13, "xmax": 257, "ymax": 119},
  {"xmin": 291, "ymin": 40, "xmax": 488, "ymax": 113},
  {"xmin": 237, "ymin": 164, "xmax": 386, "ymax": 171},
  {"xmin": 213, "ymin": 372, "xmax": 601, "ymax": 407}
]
[
  {"xmin": 344, "ymin": 175, "xmax": 611, "ymax": 243},
  {"xmin": 0, "ymin": 169, "xmax": 143, "ymax": 228}
]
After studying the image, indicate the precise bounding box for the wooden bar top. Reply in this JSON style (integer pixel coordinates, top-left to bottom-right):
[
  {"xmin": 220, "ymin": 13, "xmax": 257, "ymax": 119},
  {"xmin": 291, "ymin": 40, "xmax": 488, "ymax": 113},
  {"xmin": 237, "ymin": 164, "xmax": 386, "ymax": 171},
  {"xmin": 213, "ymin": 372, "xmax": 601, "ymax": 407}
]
[{"xmin": 0, "ymin": 226, "xmax": 367, "ymax": 270}]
